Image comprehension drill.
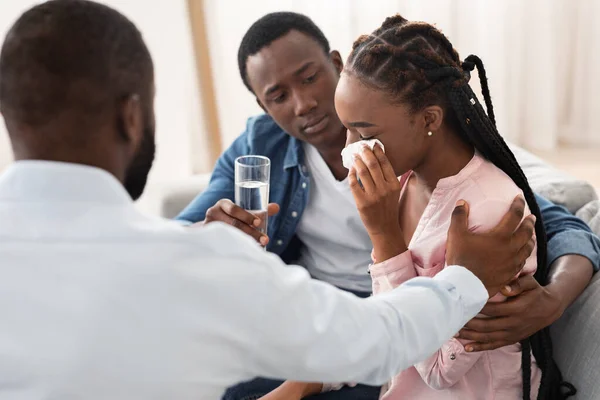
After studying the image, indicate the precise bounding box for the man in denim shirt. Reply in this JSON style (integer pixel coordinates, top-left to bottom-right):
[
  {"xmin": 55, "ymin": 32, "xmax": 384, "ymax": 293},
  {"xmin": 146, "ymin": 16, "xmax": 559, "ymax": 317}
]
[{"xmin": 178, "ymin": 12, "xmax": 600, "ymax": 399}]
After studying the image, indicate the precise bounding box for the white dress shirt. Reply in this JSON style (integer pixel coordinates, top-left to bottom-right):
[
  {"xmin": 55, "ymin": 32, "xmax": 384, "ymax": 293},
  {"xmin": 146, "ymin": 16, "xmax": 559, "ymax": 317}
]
[{"xmin": 0, "ymin": 161, "xmax": 488, "ymax": 400}]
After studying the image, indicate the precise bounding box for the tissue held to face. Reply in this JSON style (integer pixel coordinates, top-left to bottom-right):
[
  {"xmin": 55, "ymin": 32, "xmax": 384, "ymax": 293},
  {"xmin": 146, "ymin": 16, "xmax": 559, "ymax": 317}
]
[{"xmin": 341, "ymin": 139, "xmax": 385, "ymax": 170}]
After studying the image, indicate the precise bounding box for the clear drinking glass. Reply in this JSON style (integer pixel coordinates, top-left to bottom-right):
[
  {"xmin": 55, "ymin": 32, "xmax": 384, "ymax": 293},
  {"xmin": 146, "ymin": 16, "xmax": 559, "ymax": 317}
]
[{"xmin": 234, "ymin": 155, "xmax": 271, "ymax": 236}]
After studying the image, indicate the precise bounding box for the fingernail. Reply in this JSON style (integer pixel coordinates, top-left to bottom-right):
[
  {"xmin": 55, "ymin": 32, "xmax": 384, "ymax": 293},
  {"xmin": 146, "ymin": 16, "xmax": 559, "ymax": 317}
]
[
  {"xmin": 532, "ymin": 216, "xmax": 537, "ymax": 223},
  {"xmin": 504, "ymin": 285, "xmax": 512, "ymax": 293},
  {"xmin": 253, "ymin": 219, "xmax": 261, "ymax": 227},
  {"xmin": 456, "ymin": 200, "xmax": 466, "ymax": 207},
  {"xmin": 260, "ymin": 236, "xmax": 268, "ymax": 246},
  {"xmin": 353, "ymin": 153, "xmax": 361, "ymax": 160},
  {"xmin": 466, "ymin": 346, "xmax": 473, "ymax": 352}
]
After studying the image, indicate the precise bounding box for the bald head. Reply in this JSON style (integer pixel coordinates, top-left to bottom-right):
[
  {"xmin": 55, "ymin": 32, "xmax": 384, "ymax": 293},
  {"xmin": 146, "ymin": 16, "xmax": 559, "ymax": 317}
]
[{"xmin": 0, "ymin": 0, "xmax": 156, "ymax": 200}]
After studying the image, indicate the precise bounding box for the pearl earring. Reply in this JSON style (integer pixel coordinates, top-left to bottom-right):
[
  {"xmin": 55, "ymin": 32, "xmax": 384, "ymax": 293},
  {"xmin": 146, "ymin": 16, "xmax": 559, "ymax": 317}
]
[{"xmin": 427, "ymin": 131, "xmax": 433, "ymax": 137}]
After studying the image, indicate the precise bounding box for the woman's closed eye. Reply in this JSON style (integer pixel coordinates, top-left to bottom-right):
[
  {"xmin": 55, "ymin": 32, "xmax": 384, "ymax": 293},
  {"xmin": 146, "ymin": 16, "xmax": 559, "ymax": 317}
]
[{"xmin": 360, "ymin": 134, "xmax": 378, "ymax": 140}]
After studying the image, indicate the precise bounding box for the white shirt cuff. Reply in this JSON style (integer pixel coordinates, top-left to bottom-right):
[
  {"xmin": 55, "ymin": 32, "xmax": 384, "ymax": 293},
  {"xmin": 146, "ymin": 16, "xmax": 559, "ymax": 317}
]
[{"xmin": 434, "ymin": 265, "xmax": 488, "ymax": 322}]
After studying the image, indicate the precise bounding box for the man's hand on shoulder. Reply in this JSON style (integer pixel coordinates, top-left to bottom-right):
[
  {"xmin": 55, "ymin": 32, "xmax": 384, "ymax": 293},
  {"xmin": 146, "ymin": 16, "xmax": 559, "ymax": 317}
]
[{"xmin": 446, "ymin": 196, "xmax": 536, "ymax": 297}]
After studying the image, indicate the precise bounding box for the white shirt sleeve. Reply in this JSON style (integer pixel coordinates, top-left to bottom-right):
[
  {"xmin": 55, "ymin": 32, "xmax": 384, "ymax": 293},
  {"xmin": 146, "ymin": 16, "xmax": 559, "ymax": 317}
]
[{"xmin": 247, "ymin": 256, "xmax": 488, "ymax": 386}]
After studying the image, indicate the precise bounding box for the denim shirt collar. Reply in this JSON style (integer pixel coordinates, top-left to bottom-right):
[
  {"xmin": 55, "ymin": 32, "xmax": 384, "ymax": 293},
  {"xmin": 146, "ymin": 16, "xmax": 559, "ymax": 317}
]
[{"xmin": 283, "ymin": 136, "xmax": 305, "ymax": 171}]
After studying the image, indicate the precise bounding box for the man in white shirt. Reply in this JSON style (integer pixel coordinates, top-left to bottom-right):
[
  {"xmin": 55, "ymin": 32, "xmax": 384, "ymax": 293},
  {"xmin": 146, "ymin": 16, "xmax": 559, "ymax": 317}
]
[{"xmin": 0, "ymin": 1, "xmax": 534, "ymax": 399}]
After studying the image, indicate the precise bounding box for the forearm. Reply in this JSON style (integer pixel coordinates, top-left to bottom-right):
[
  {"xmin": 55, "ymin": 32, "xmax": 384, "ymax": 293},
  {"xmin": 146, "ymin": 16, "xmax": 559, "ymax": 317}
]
[
  {"xmin": 538, "ymin": 193, "xmax": 600, "ymax": 271},
  {"xmin": 260, "ymin": 382, "xmax": 323, "ymax": 399},
  {"xmin": 546, "ymin": 254, "xmax": 594, "ymax": 319},
  {"xmin": 253, "ymin": 264, "xmax": 487, "ymax": 385},
  {"xmin": 538, "ymin": 194, "xmax": 598, "ymax": 318},
  {"xmin": 175, "ymin": 188, "xmax": 231, "ymax": 223},
  {"xmin": 175, "ymin": 148, "xmax": 240, "ymax": 223}
]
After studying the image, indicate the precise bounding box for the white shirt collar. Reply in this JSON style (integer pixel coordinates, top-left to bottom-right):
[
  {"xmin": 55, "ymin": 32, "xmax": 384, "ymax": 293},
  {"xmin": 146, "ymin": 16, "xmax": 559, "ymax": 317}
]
[{"xmin": 0, "ymin": 160, "xmax": 133, "ymax": 205}]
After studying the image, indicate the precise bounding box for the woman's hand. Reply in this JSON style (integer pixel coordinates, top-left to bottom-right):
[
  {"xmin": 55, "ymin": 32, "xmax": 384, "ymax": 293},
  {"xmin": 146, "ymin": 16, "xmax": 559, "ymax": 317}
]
[{"xmin": 349, "ymin": 144, "xmax": 407, "ymax": 262}]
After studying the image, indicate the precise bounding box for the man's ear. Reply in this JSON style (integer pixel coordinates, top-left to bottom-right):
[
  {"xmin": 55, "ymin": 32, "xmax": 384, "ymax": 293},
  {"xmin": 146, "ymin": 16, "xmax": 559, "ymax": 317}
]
[
  {"xmin": 330, "ymin": 50, "xmax": 344, "ymax": 74},
  {"xmin": 117, "ymin": 94, "xmax": 143, "ymax": 146}
]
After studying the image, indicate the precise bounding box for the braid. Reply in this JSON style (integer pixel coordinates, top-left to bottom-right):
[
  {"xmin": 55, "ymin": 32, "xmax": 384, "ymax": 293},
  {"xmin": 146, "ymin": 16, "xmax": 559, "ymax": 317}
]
[
  {"xmin": 352, "ymin": 34, "xmax": 371, "ymax": 51},
  {"xmin": 463, "ymin": 55, "xmax": 496, "ymax": 125},
  {"xmin": 522, "ymin": 339, "xmax": 532, "ymax": 400},
  {"xmin": 446, "ymin": 44, "xmax": 575, "ymax": 400},
  {"xmin": 348, "ymin": 15, "xmax": 575, "ymax": 400},
  {"xmin": 380, "ymin": 14, "xmax": 408, "ymax": 29}
]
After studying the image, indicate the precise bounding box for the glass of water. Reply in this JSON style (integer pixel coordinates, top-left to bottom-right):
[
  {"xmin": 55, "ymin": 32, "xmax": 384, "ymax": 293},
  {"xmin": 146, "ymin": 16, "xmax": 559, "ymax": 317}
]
[{"xmin": 234, "ymin": 155, "xmax": 271, "ymax": 236}]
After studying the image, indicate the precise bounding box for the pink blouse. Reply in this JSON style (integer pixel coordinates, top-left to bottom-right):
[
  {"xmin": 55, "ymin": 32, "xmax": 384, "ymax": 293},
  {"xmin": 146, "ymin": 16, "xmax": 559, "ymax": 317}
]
[{"xmin": 370, "ymin": 152, "xmax": 541, "ymax": 400}]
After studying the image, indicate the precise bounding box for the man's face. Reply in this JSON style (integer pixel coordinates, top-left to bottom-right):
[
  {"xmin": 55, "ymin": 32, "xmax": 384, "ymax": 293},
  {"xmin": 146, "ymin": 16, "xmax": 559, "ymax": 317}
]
[{"xmin": 246, "ymin": 30, "xmax": 345, "ymax": 148}]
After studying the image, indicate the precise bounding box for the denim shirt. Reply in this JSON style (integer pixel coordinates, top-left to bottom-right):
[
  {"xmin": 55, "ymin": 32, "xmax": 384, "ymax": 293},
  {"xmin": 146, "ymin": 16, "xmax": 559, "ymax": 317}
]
[
  {"xmin": 177, "ymin": 115, "xmax": 308, "ymax": 263},
  {"xmin": 177, "ymin": 114, "xmax": 600, "ymax": 272}
]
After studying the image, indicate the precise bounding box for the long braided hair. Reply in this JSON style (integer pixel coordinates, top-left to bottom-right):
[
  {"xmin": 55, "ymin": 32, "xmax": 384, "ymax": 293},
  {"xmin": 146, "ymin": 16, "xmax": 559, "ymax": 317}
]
[{"xmin": 346, "ymin": 15, "xmax": 575, "ymax": 400}]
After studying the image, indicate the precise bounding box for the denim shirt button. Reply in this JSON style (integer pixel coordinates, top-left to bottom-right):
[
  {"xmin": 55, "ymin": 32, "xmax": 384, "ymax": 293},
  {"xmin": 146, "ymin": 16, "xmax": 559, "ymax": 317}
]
[
  {"xmin": 302, "ymin": 182, "xmax": 307, "ymax": 189},
  {"xmin": 276, "ymin": 240, "xmax": 283, "ymax": 246},
  {"xmin": 291, "ymin": 211, "xmax": 298, "ymax": 218}
]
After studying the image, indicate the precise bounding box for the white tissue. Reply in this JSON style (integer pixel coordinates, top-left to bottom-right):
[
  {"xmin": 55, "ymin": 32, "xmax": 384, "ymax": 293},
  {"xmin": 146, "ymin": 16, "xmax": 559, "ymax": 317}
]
[{"xmin": 341, "ymin": 139, "xmax": 385, "ymax": 169}]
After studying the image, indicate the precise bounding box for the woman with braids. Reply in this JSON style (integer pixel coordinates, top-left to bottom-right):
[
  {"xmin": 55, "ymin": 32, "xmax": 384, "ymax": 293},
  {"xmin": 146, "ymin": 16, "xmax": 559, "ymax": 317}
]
[
  {"xmin": 259, "ymin": 13, "xmax": 575, "ymax": 400},
  {"xmin": 334, "ymin": 14, "xmax": 573, "ymax": 400}
]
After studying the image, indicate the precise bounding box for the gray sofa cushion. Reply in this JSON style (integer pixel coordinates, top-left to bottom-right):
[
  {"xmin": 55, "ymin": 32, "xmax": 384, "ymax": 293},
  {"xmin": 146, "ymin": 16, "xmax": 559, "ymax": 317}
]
[
  {"xmin": 511, "ymin": 145, "xmax": 598, "ymax": 214},
  {"xmin": 552, "ymin": 273, "xmax": 600, "ymax": 399},
  {"xmin": 142, "ymin": 175, "xmax": 210, "ymax": 219},
  {"xmin": 577, "ymin": 200, "xmax": 600, "ymax": 236}
]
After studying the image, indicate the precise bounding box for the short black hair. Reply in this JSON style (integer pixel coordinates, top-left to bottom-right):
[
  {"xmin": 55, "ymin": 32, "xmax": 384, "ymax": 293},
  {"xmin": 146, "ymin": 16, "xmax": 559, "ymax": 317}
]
[
  {"xmin": 237, "ymin": 12, "xmax": 330, "ymax": 92},
  {"xmin": 0, "ymin": 0, "xmax": 153, "ymax": 128}
]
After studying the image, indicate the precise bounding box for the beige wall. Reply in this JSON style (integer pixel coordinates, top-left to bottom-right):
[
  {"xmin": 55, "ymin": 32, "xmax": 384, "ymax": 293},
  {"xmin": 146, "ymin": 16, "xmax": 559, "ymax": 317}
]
[
  {"xmin": 3, "ymin": 0, "xmax": 600, "ymax": 178},
  {"xmin": 0, "ymin": 1, "xmax": 30, "ymax": 170},
  {"xmin": 202, "ymin": 0, "xmax": 600, "ymax": 151}
]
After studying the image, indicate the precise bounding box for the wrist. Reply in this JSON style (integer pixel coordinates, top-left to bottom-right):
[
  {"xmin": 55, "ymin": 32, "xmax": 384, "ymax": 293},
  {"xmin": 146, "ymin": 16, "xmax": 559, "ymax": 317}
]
[
  {"xmin": 542, "ymin": 284, "xmax": 566, "ymax": 324},
  {"xmin": 276, "ymin": 382, "xmax": 321, "ymax": 398},
  {"xmin": 301, "ymin": 383, "xmax": 323, "ymax": 397},
  {"xmin": 545, "ymin": 255, "xmax": 595, "ymax": 322},
  {"xmin": 370, "ymin": 230, "xmax": 406, "ymax": 263}
]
